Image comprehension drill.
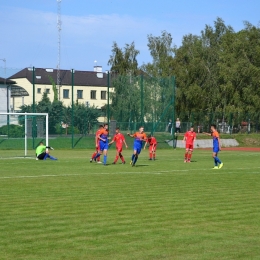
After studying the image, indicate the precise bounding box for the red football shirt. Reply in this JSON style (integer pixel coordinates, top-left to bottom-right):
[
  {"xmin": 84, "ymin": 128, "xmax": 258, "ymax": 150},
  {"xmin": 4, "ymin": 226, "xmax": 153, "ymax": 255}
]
[
  {"xmin": 147, "ymin": 136, "xmax": 157, "ymax": 145},
  {"xmin": 184, "ymin": 131, "xmax": 196, "ymax": 145},
  {"xmin": 112, "ymin": 133, "xmax": 125, "ymax": 147}
]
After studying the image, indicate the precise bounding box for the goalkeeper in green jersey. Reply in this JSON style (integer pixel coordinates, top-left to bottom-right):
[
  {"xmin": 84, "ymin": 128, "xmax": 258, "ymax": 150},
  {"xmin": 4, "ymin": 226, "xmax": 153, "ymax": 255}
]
[{"xmin": 35, "ymin": 142, "xmax": 57, "ymax": 160}]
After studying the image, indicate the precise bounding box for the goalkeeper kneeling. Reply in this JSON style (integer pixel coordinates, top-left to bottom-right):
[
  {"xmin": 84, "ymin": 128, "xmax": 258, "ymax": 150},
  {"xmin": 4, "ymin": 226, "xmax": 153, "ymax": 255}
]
[{"xmin": 36, "ymin": 142, "xmax": 57, "ymax": 160}]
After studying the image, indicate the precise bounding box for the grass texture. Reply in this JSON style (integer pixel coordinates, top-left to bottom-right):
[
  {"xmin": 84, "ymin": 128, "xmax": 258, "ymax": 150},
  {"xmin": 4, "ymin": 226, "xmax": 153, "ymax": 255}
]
[{"xmin": 0, "ymin": 148, "xmax": 260, "ymax": 259}]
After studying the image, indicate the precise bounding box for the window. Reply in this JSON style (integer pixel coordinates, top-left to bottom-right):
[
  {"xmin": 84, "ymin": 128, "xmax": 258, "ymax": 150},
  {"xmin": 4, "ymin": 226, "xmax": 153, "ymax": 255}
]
[
  {"xmin": 37, "ymin": 88, "xmax": 41, "ymax": 94},
  {"xmin": 46, "ymin": 88, "xmax": 50, "ymax": 94},
  {"xmin": 63, "ymin": 89, "xmax": 69, "ymax": 99},
  {"xmin": 101, "ymin": 91, "xmax": 106, "ymax": 100},
  {"xmin": 77, "ymin": 90, "xmax": 83, "ymax": 99},
  {"xmin": 90, "ymin": 90, "xmax": 96, "ymax": 99}
]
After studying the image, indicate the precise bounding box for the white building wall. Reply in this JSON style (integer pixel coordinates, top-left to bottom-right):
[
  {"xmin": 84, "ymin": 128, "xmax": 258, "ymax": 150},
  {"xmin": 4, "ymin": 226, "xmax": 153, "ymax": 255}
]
[{"xmin": 0, "ymin": 85, "xmax": 10, "ymax": 112}]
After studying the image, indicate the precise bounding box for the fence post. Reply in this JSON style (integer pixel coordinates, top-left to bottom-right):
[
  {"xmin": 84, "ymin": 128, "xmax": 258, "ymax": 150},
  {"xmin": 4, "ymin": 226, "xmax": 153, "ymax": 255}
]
[
  {"xmin": 32, "ymin": 66, "xmax": 36, "ymax": 149},
  {"xmin": 140, "ymin": 74, "xmax": 144, "ymax": 124},
  {"xmin": 172, "ymin": 76, "xmax": 176, "ymax": 149},
  {"xmin": 229, "ymin": 113, "xmax": 233, "ymax": 135},
  {"xmin": 71, "ymin": 69, "xmax": 74, "ymax": 148},
  {"xmin": 107, "ymin": 71, "xmax": 110, "ymax": 127}
]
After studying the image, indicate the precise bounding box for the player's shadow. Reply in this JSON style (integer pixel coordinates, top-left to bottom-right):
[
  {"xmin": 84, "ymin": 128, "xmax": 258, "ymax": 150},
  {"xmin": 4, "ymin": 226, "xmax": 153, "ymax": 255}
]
[
  {"xmin": 190, "ymin": 160, "xmax": 197, "ymax": 163},
  {"xmin": 134, "ymin": 164, "xmax": 149, "ymax": 167}
]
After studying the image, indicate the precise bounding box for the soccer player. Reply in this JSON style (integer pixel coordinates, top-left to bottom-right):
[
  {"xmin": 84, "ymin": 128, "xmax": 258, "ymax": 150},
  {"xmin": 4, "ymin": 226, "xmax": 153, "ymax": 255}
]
[
  {"xmin": 127, "ymin": 126, "xmax": 147, "ymax": 167},
  {"xmin": 90, "ymin": 124, "xmax": 103, "ymax": 163},
  {"xmin": 183, "ymin": 127, "xmax": 196, "ymax": 163},
  {"xmin": 35, "ymin": 142, "xmax": 57, "ymax": 160},
  {"xmin": 109, "ymin": 127, "xmax": 128, "ymax": 164},
  {"xmin": 204, "ymin": 124, "xmax": 224, "ymax": 169},
  {"xmin": 144, "ymin": 134, "xmax": 157, "ymax": 160},
  {"xmin": 93, "ymin": 123, "xmax": 109, "ymax": 165}
]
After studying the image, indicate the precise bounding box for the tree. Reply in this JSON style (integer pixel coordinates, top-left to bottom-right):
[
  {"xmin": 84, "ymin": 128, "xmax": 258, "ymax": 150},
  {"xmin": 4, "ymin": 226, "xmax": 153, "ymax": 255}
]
[
  {"xmin": 142, "ymin": 30, "xmax": 175, "ymax": 77},
  {"xmin": 108, "ymin": 41, "xmax": 140, "ymax": 76}
]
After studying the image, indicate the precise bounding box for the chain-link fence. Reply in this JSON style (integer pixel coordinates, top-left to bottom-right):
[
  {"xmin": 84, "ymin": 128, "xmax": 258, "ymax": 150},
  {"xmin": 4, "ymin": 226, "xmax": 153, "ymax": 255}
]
[{"xmin": 0, "ymin": 66, "xmax": 259, "ymax": 155}]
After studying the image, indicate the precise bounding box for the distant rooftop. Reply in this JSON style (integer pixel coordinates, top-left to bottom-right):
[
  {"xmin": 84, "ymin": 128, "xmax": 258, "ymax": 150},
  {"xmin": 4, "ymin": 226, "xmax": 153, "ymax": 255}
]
[{"xmin": 9, "ymin": 68, "xmax": 108, "ymax": 87}]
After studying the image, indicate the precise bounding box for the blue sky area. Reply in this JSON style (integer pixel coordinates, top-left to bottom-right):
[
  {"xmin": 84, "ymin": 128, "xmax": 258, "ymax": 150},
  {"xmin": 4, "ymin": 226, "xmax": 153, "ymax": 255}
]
[{"xmin": 0, "ymin": 0, "xmax": 259, "ymax": 75}]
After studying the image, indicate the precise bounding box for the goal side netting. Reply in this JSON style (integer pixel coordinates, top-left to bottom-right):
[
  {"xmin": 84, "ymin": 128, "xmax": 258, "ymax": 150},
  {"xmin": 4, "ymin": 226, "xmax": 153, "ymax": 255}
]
[{"xmin": 0, "ymin": 112, "xmax": 49, "ymax": 158}]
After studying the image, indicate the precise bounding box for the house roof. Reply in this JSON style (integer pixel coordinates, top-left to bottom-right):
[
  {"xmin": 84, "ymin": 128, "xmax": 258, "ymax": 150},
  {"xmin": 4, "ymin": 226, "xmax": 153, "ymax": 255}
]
[
  {"xmin": 0, "ymin": 77, "xmax": 16, "ymax": 85},
  {"xmin": 8, "ymin": 68, "xmax": 108, "ymax": 87}
]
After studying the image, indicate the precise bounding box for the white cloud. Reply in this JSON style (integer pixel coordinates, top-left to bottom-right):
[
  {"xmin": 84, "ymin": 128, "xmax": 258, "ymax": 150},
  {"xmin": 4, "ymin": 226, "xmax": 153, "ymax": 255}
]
[{"xmin": 0, "ymin": 6, "xmax": 205, "ymax": 70}]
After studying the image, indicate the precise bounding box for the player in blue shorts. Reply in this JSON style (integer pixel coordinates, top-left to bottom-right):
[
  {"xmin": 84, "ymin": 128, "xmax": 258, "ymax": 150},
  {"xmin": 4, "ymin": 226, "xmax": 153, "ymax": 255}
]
[
  {"xmin": 93, "ymin": 123, "xmax": 109, "ymax": 165},
  {"xmin": 127, "ymin": 126, "xmax": 147, "ymax": 167},
  {"xmin": 204, "ymin": 124, "xmax": 224, "ymax": 169}
]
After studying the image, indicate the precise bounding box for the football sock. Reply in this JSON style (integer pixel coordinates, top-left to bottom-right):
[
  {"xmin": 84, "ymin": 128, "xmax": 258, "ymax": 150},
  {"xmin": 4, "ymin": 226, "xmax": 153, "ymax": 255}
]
[
  {"xmin": 43, "ymin": 154, "xmax": 49, "ymax": 160},
  {"xmin": 103, "ymin": 155, "xmax": 107, "ymax": 164},
  {"xmin": 214, "ymin": 157, "xmax": 218, "ymax": 166},
  {"xmin": 188, "ymin": 153, "xmax": 192, "ymax": 161},
  {"xmin": 92, "ymin": 152, "xmax": 97, "ymax": 159},
  {"xmin": 49, "ymin": 155, "xmax": 57, "ymax": 160},
  {"xmin": 131, "ymin": 154, "xmax": 135, "ymax": 162},
  {"xmin": 134, "ymin": 154, "xmax": 138, "ymax": 164},
  {"xmin": 94, "ymin": 153, "xmax": 101, "ymax": 160},
  {"xmin": 149, "ymin": 152, "xmax": 152, "ymax": 159},
  {"xmin": 114, "ymin": 155, "xmax": 119, "ymax": 163},
  {"xmin": 120, "ymin": 155, "xmax": 125, "ymax": 162},
  {"xmin": 215, "ymin": 156, "xmax": 221, "ymax": 164},
  {"xmin": 185, "ymin": 152, "xmax": 188, "ymax": 160}
]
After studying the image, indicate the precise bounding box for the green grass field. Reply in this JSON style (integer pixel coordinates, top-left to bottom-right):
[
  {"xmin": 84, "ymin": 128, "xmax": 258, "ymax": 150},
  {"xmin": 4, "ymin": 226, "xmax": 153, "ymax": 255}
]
[{"xmin": 0, "ymin": 148, "xmax": 260, "ymax": 260}]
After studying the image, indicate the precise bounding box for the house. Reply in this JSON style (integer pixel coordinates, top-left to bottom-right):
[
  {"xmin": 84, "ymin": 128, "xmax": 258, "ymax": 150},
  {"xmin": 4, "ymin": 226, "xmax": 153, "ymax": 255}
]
[
  {"xmin": 8, "ymin": 67, "xmax": 112, "ymax": 121},
  {"xmin": 0, "ymin": 77, "xmax": 31, "ymax": 126},
  {"xmin": 0, "ymin": 77, "xmax": 11, "ymax": 113}
]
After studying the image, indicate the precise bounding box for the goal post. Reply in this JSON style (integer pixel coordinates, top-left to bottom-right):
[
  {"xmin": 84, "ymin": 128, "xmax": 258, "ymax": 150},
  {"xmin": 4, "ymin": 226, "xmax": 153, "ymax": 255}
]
[{"xmin": 0, "ymin": 112, "xmax": 49, "ymax": 157}]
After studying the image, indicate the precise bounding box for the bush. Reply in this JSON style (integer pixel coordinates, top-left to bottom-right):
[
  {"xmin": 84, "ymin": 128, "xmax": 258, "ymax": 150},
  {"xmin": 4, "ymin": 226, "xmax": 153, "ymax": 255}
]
[{"xmin": 0, "ymin": 124, "xmax": 24, "ymax": 137}]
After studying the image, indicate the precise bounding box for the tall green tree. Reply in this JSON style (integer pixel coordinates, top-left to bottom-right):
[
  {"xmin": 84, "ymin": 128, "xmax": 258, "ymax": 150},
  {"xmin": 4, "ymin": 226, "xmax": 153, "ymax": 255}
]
[
  {"xmin": 142, "ymin": 30, "xmax": 175, "ymax": 77},
  {"xmin": 108, "ymin": 41, "xmax": 140, "ymax": 76}
]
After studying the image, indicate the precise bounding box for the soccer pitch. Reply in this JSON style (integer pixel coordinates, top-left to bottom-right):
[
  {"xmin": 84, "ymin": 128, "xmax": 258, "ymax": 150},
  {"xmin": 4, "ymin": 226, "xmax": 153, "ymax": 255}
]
[{"xmin": 0, "ymin": 148, "xmax": 260, "ymax": 260}]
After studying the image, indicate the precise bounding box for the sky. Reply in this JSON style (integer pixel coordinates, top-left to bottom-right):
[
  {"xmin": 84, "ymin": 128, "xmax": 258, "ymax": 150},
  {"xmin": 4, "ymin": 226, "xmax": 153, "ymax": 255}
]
[{"xmin": 0, "ymin": 0, "xmax": 259, "ymax": 75}]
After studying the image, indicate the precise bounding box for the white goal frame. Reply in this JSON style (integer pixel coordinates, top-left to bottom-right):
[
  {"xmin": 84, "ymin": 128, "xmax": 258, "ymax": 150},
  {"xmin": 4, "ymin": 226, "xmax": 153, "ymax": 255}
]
[{"xmin": 0, "ymin": 112, "xmax": 49, "ymax": 157}]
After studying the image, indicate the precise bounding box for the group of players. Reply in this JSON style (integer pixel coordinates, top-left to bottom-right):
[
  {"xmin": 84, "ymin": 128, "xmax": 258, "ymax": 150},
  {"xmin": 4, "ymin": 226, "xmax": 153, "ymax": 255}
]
[
  {"xmin": 183, "ymin": 124, "xmax": 224, "ymax": 169},
  {"xmin": 89, "ymin": 123, "xmax": 223, "ymax": 169},
  {"xmin": 90, "ymin": 124, "xmax": 157, "ymax": 166},
  {"xmin": 36, "ymin": 122, "xmax": 224, "ymax": 170}
]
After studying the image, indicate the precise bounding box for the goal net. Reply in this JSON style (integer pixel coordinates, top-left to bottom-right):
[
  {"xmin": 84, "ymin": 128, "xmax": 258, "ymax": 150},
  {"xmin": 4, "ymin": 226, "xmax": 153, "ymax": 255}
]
[{"xmin": 0, "ymin": 112, "xmax": 49, "ymax": 158}]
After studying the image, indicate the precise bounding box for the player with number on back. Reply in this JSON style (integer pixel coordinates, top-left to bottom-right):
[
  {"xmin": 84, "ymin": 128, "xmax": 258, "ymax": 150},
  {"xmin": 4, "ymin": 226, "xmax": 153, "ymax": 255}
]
[
  {"xmin": 127, "ymin": 126, "xmax": 147, "ymax": 167},
  {"xmin": 93, "ymin": 123, "xmax": 109, "ymax": 166},
  {"xmin": 203, "ymin": 124, "xmax": 224, "ymax": 169},
  {"xmin": 109, "ymin": 127, "xmax": 128, "ymax": 164},
  {"xmin": 183, "ymin": 127, "xmax": 196, "ymax": 163},
  {"xmin": 90, "ymin": 124, "xmax": 103, "ymax": 163},
  {"xmin": 144, "ymin": 134, "xmax": 157, "ymax": 160}
]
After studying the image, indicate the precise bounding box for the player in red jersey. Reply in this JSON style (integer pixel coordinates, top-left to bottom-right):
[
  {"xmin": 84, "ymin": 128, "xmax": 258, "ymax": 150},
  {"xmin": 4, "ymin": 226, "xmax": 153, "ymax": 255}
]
[
  {"xmin": 144, "ymin": 134, "xmax": 157, "ymax": 160},
  {"xmin": 109, "ymin": 127, "xmax": 128, "ymax": 164},
  {"xmin": 90, "ymin": 124, "xmax": 103, "ymax": 162},
  {"xmin": 183, "ymin": 127, "xmax": 196, "ymax": 163}
]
